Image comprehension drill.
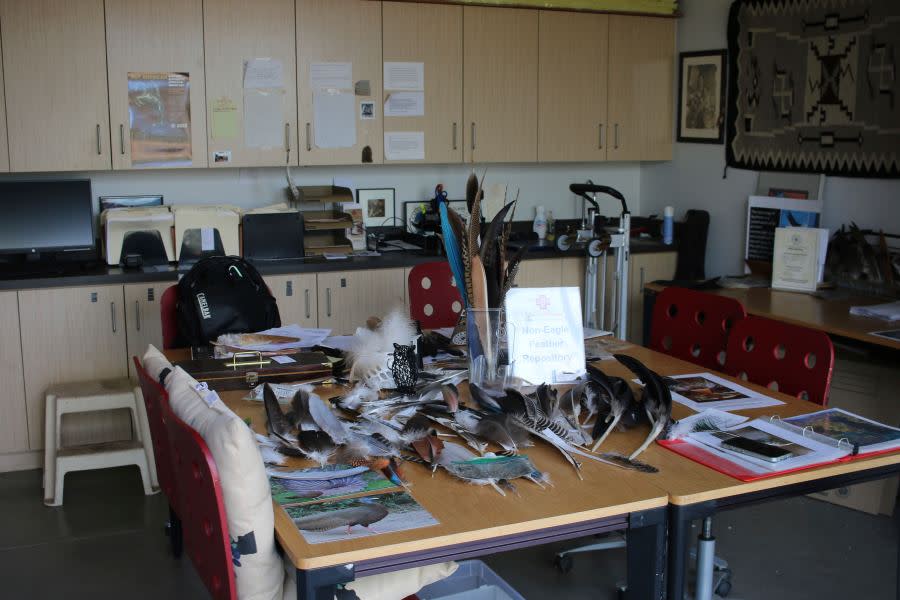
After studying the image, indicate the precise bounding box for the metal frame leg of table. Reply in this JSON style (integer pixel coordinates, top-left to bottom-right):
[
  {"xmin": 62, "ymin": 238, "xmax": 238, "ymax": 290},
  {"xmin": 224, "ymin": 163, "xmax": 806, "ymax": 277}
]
[
  {"xmin": 626, "ymin": 507, "xmax": 667, "ymax": 600},
  {"xmin": 667, "ymin": 501, "xmax": 715, "ymax": 600},
  {"xmin": 296, "ymin": 564, "xmax": 355, "ymax": 600}
]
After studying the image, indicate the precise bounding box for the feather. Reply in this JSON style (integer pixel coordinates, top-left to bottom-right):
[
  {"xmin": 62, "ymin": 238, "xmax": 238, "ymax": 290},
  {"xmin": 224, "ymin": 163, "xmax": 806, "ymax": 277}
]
[
  {"xmin": 470, "ymin": 255, "xmax": 489, "ymax": 311},
  {"xmin": 289, "ymin": 387, "xmax": 316, "ymax": 431},
  {"xmin": 348, "ymin": 308, "xmax": 417, "ymax": 382},
  {"xmin": 498, "ymin": 190, "xmax": 518, "ymax": 291},
  {"xmin": 411, "ymin": 434, "xmax": 444, "ymax": 463},
  {"xmin": 465, "ymin": 171, "xmax": 479, "ymax": 215},
  {"xmin": 267, "ymin": 465, "xmax": 370, "ymax": 480},
  {"xmin": 335, "ymin": 384, "xmax": 379, "ymax": 412},
  {"xmin": 664, "ymin": 409, "xmax": 747, "ymax": 440},
  {"xmin": 308, "ymin": 393, "xmax": 351, "ymax": 444},
  {"xmin": 499, "ymin": 244, "xmax": 528, "ymax": 302},
  {"xmin": 296, "ymin": 430, "xmax": 337, "ymax": 466},
  {"xmin": 479, "ymin": 201, "xmax": 516, "ymax": 305},
  {"xmin": 469, "ymin": 383, "xmax": 502, "ymax": 413},
  {"xmin": 439, "ymin": 201, "xmax": 469, "ymax": 308},
  {"xmin": 258, "ymin": 445, "xmax": 287, "ymax": 465},
  {"xmin": 440, "ymin": 383, "xmax": 460, "ymax": 413},
  {"xmin": 613, "ymin": 354, "xmax": 673, "ymax": 460},
  {"xmin": 264, "ymin": 384, "xmax": 296, "ymax": 443}
]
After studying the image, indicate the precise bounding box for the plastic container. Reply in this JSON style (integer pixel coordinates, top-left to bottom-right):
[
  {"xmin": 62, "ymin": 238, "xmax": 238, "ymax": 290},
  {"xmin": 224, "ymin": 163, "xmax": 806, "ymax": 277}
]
[
  {"xmin": 533, "ymin": 206, "xmax": 547, "ymax": 242},
  {"xmin": 662, "ymin": 205, "xmax": 674, "ymax": 245},
  {"xmin": 417, "ymin": 560, "xmax": 524, "ymax": 600}
]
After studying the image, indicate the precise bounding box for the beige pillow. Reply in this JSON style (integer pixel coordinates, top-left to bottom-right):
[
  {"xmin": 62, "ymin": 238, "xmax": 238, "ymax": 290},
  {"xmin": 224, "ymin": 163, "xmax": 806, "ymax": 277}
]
[
  {"xmin": 282, "ymin": 558, "xmax": 457, "ymax": 600},
  {"xmin": 141, "ymin": 344, "xmax": 172, "ymax": 382},
  {"xmin": 166, "ymin": 366, "xmax": 283, "ymax": 600}
]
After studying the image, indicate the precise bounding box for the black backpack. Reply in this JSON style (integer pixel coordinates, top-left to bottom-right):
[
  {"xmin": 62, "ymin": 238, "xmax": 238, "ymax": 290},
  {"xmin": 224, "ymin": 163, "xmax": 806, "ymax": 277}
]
[{"xmin": 175, "ymin": 256, "xmax": 281, "ymax": 346}]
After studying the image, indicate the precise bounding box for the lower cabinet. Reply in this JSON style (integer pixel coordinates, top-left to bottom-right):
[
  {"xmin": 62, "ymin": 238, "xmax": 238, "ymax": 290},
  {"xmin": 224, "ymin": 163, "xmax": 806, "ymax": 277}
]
[
  {"xmin": 265, "ymin": 274, "xmax": 318, "ymax": 328},
  {"xmin": 18, "ymin": 285, "xmax": 129, "ymax": 450},
  {"xmin": 317, "ymin": 268, "xmax": 407, "ymax": 335},
  {"xmin": 0, "ymin": 291, "xmax": 27, "ymax": 454},
  {"xmin": 124, "ymin": 282, "xmax": 170, "ymax": 378},
  {"xmin": 515, "ymin": 258, "xmax": 564, "ymax": 287},
  {"xmin": 628, "ymin": 252, "xmax": 677, "ymax": 343}
]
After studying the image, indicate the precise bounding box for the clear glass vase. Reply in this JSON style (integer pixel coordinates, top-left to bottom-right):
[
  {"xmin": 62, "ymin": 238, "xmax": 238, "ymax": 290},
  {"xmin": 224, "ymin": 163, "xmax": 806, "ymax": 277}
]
[{"xmin": 467, "ymin": 308, "xmax": 508, "ymax": 389}]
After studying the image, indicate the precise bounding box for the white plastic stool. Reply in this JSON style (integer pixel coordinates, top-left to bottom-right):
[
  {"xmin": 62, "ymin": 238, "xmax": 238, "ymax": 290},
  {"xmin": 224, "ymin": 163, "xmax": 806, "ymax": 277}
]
[{"xmin": 43, "ymin": 379, "xmax": 158, "ymax": 506}]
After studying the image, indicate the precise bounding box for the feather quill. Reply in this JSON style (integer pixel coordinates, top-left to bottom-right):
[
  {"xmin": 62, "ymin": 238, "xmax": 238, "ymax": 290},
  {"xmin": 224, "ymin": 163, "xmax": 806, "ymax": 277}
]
[{"xmin": 439, "ymin": 200, "xmax": 469, "ymax": 308}]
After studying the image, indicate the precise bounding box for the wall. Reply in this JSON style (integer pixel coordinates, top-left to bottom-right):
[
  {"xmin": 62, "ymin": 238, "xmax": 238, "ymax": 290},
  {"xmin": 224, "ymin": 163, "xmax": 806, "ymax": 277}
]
[
  {"xmin": 0, "ymin": 162, "xmax": 641, "ymax": 224},
  {"xmin": 641, "ymin": 0, "xmax": 900, "ymax": 278}
]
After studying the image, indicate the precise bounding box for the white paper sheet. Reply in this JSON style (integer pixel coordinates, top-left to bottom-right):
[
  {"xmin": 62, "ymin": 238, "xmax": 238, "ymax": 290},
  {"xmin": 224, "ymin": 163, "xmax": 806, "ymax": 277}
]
[
  {"xmin": 244, "ymin": 90, "xmax": 284, "ymax": 148},
  {"xmin": 244, "ymin": 58, "xmax": 284, "ymax": 89},
  {"xmin": 310, "ymin": 62, "xmax": 352, "ymax": 90},
  {"xmin": 660, "ymin": 372, "xmax": 785, "ymax": 411},
  {"xmin": 215, "ymin": 324, "xmax": 332, "ymax": 352},
  {"xmin": 384, "ymin": 62, "xmax": 424, "ymax": 90},
  {"xmin": 384, "ymin": 131, "xmax": 424, "ymax": 161},
  {"xmin": 384, "ymin": 92, "xmax": 424, "ymax": 117},
  {"xmin": 313, "ymin": 91, "xmax": 356, "ymax": 148},
  {"xmin": 271, "ymin": 355, "xmax": 296, "ymax": 364},
  {"xmin": 201, "ymin": 227, "xmax": 214, "ymax": 251}
]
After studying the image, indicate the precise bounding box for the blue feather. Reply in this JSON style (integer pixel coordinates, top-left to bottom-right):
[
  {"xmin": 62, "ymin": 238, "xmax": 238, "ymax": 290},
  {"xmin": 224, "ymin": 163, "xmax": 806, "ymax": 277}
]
[{"xmin": 439, "ymin": 200, "xmax": 469, "ymax": 308}]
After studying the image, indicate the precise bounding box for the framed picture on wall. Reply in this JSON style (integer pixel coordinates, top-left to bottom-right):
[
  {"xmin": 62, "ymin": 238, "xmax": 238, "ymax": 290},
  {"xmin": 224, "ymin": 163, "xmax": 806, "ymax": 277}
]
[
  {"xmin": 677, "ymin": 49, "xmax": 727, "ymax": 144},
  {"xmin": 357, "ymin": 188, "xmax": 397, "ymax": 228}
]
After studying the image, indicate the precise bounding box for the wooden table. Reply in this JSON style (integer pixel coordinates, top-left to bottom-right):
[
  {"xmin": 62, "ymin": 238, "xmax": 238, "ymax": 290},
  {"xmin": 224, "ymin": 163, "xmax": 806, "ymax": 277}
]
[
  {"xmin": 221, "ymin": 388, "xmax": 670, "ymax": 600},
  {"xmin": 597, "ymin": 344, "xmax": 900, "ymax": 599},
  {"xmin": 643, "ymin": 283, "xmax": 900, "ymax": 351}
]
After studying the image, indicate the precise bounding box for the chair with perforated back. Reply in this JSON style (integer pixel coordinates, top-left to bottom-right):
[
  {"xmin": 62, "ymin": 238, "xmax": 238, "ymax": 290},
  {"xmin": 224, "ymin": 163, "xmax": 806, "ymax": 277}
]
[
  {"xmin": 724, "ymin": 315, "xmax": 835, "ymax": 405},
  {"xmin": 649, "ymin": 287, "xmax": 747, "ymax": 371},
  {"xmin": 408, "ymin": 261, "xmax": 464, "ymax": 329},
  {"xmin": 134, "ymin": 357, "xmax": 182, "ymax": 557},
  {"xmin": 167, "ymin": 404, "xmax": 237, "ymax": 600},
  {"xmin": 161, "ymin": 285, "xmax": 180, "ymax": 349}
]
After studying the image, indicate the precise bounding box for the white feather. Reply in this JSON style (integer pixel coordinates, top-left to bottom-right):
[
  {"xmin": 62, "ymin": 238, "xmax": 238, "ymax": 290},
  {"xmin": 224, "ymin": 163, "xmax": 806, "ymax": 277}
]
[
  {"xmin": 338, "ymin": 384, "xmax": 379, "ymax": 411},
  {"xmin": 258, "ymin": 445, "xmax": 287, "ymax": 465},
  {"xmin": 348, "ymin": 308, "xmax": 417, "ymax": 382},
  {"xmin": 308, "ymin": 394, "xmax": 351, "ymax": 444}
]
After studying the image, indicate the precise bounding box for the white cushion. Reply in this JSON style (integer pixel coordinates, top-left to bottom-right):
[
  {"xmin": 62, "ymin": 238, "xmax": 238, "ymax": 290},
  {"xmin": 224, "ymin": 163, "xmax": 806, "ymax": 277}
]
[
  {"xmin": 166, "ymin": 366, "xmax": 283, "ymax": 600},
  {"xmin": 141, "ymin": 344, "xmax": 172, "ymax": 382},
  {"xmin": 282, "ymin": 558, "xmax": 457, "ymax": 600}
]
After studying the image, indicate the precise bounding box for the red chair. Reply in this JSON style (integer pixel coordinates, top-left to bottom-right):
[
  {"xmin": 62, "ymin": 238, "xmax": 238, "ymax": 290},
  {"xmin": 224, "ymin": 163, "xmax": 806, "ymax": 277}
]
[
  {"xmin": 161, "ymin": 285, "xmax": 179, "ymax": 349},
  {"xmin": 167, "ymin": 405, "xmax": 237, "ymax": 600},
  {"xmin": 134, "ymin": 358, "xmax": 182, "ymax": 556},
  {"xmin": 724, "ymin": 315, "xmax": 835, "ymax": 405},
  {"xmin": 408, "ymin": 261, "xmax": 464, "ymax": 329},
  {"xmin": 649, "ymin": 287, "xmax": 747, "ymax": 370}
]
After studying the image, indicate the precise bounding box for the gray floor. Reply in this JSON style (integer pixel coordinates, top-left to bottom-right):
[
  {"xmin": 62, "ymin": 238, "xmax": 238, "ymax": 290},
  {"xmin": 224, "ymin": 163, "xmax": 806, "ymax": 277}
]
[{"xmin": 1, "ymin": 466, "xmax": 896, "ymax": 599}]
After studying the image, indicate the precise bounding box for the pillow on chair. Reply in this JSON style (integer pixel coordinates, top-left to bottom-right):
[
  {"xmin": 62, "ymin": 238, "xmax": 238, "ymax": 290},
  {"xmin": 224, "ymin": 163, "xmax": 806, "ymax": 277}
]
[
  {"xmin": 166, "ymin": 366, "xmax": 283, "ymax": 600},
  {"xmin": 141, "ymin": 345, "xmax": 173, "ymax": 382}
]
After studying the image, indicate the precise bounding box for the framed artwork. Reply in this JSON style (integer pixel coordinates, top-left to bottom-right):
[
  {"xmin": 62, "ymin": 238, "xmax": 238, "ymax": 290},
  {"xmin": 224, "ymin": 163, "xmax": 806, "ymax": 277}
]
[
  {"xmin": 677, "ymin": 49, "xmax": 727, "ymax": 144},
  {"xmin": 357, "ymin": 188, "xmax": 397, "ymax": 228}
]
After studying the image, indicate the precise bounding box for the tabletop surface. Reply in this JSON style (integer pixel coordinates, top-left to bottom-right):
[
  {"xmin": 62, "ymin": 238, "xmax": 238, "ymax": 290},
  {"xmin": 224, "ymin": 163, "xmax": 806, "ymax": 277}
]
[{"xmin": 645, "ymin": 283, "xmax": 900, "ymax": 351}]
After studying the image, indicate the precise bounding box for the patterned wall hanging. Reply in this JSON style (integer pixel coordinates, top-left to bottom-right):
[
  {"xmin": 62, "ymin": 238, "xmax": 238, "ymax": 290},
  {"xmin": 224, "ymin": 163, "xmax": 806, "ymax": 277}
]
[{"xmin": 726, "ymin": 0, "xmax": 900, "ymax": 178}]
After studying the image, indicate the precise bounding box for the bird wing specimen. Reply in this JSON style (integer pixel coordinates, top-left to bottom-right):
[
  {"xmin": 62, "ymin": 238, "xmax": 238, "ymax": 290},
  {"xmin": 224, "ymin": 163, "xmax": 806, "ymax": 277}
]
[
  {"xmin": 588, "ymin": 364, "xmax": 638, "ymax": 451},
  {"xmin": 613, "ymin": 354, "xmax": 673, "ymax": 460}
]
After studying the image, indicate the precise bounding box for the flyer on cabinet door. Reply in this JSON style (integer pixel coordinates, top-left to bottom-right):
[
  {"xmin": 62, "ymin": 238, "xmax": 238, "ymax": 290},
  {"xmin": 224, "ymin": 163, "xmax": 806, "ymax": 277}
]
[{"xmin": 128, "ymin": 72, "xmax": 192, "ymax": 167}]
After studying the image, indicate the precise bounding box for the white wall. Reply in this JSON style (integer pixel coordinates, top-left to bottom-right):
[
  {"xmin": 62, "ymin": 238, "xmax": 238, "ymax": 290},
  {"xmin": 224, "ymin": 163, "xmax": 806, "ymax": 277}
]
[
  {"xmin": 641, "ymin": 0, "xmax": 900, "ymax": 278},
  {"xmin": 1, "ymin": 162, "xmax": 641, "ymax": 223}
]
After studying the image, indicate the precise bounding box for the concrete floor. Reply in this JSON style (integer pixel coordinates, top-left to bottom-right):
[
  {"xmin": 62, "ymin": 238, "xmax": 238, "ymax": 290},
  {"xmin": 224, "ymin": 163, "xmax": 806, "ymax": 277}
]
[{"xmin": 0, "ymin": 466, "xmax": 896, "ymax": 599}]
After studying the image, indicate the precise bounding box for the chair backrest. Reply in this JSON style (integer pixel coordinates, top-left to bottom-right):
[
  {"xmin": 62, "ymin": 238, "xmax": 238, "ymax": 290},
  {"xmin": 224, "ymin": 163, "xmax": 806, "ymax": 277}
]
[
  {"xmin": 649, "ymin": 287, "xmax": 747, "ymax": 370},
  {"xmin": 725, "ymin": 315, "xmax": 835, "ymax": 406},
  {"xmin": 408, "ymin": 261, "xmax": 464, "ymax": 329},
  {"xmin": 161, "ymin": 285, "xmax": 179, "ymax": 349},
  {"xmin": 134, "ymin": 357, "xmax": 178, "ymax": 509},
  {"xmin": 166, "ymin": 406, "xmax": 237, "ymax": 600}
]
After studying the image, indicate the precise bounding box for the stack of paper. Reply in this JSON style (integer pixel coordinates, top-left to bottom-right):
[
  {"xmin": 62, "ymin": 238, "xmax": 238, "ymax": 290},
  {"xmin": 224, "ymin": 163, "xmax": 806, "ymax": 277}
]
[{"xmin": 850, "ymin": 301, "xmax": 900, "ymax": 322}]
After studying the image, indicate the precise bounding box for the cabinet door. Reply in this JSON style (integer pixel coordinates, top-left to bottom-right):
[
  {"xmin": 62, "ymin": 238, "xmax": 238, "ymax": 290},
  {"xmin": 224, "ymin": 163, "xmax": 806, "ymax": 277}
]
[
  {"xmin": 124, "ymin": 283, "xmax": 170, "ymax": 379},
  {"xmin": 0, "ymin": 35, "xmax": 9, "ymax": 172},
  {"xmin": 608, "ymin": 15, "xmax": 675, "ymax": 161},
  {"xmin": 297, "ymin": 0, "xmax": 382, "ymax": 165},
  {"xmin": 514, "ymin": 259, "xmax": 563, "ymax": 288},
  {"xmin": 204, "ymin": 0, "xmax": 298, "ymax": 168},
  {"xmin": 0, "ymin": 0, "xmax": 109, "ymax": 172},
  {"xmin": 463, "ymin": 7, "xmax": 538, "ymax": 163},
  {"xmin": 19, "ymin": 286, "xmax": 128, "ymax": 450},
  {"xmin": 265, "ymin": 274, "xmax": 318, "ymax": 328},
  {"xmin": 383, "ymin": 2, "xmax": 462, "ymax": 164},
  {"xmin": 560, "ymin": 257, "xmax": 587, "ymax": 299},
  {"xmin": 0, "ymin": 292, "xmax": 27, "ymax": 453},
  {"xmin": 317, "ymin": 269, "xmax": 406, "ymax": 335},
  {"xmin": 628, "ymin": 252, "xmax": 677, "ymax": 343},
  {"xmin": 106, "ymin": 0, "xmax": 207, "ymax": 169},
  {"xmin": 538, "ymin": 11, "xmax": 608, "ymax": 162}
]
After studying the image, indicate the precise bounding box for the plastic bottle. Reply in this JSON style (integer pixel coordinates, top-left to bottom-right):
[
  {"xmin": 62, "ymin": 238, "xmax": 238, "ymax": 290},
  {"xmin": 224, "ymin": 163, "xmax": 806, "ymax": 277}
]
[
  {"xmin": 546, "ymin": 210, "xmax": 556, "ymax": 243},
  {"xmin": 533, "ymin": 205, "xmax": 548, "ymax": 242},
  {"xmin": 663, "ymin": 206, "xmax": 674, "ymax": 245}
]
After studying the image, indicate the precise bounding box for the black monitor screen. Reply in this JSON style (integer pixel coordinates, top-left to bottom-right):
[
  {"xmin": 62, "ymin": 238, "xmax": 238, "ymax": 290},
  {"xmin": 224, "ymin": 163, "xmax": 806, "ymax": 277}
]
[{"xmin": 0, "ymin": 180, "xmax": 95, "ymax": 254}]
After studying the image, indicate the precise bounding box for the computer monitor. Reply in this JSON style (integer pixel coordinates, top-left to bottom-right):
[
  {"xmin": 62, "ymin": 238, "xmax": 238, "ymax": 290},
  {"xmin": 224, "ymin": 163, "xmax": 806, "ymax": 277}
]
[{"xmin": 0, "ymin": 180, "xmax": 95, "ymax": 256}]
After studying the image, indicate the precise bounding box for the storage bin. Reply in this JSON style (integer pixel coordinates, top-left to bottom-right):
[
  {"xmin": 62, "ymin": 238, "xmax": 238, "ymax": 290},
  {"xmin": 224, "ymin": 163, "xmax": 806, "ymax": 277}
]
[{"xmin": 416, "ymin": 560, "xmax": 524, "ymax": 600}]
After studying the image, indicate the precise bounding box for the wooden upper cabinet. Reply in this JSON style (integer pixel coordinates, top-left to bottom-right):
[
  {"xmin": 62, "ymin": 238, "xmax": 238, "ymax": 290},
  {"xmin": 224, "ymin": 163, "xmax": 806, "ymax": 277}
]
[
  {"xmin": 204, "ymin": 0, "xmax": 298, "ymax": 168},
  {"xmin": 0, "ymin": 0, "xmax": 109, "ymax": 172},
  {"xmin": 297, "ymin": 0, "xmax": 383, "ymax": 165},
  {"xmin": 0, "ymin": 35, "xmax": 9, "ymax": 172},
  {"xmin": 463, "ymin": 7, "xmax": 538, "ymax": 164},
  {"xmin": 105, "ymin": 0, "xmax": 208, "ymax": 170},
  {"xmin": 383, "ymin": 2, "xmax": 462, "ymax": 164},
  {"xmin": 538, "ymin": 11, "xmax": 608, "ymax": 162},
  {"xmin": 607, "ymin": 15, "xmax": 675, "ymax": 161}
]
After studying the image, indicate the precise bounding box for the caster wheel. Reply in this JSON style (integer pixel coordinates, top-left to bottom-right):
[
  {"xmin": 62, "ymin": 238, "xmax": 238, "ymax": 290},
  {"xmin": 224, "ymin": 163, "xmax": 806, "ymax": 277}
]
[
  {"xmin": 715, "ymin": 577, "xmax": 732, "ymax": 597},
  {"xmin": 554, "ymin": 554, "xmax": 573, "ymax": 574},
  {"xmin": 616, "ymin": 584, "xmax": 627, "ymax": 600},
  {"xmin": 556, "ymin": 235, "xmax": 572, "ymax": 252},
  {"xmin": 587, "ymin": 238, "xmax": 605, "ymax": 257}
]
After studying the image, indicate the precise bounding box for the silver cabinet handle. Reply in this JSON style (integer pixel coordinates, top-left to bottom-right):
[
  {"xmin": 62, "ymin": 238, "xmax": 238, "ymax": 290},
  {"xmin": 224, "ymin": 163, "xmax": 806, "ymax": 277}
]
[
  {"xmin": 305, "ymin": 123, "xmax": 311, "ymax": 151},
  {"xmin": 470, "ymin": 122, "xmax": 476, "ymax": 151},
  {"xmin": 110, "ymin": 302, "xmax": 117, "ymax": 333},
  {"xmin": 598, "ymin": 124, "xmax": 603, "ymax": 150},
  {"xmin": 325, "ymin": 288, "xmax": 332, "ymax": 317},
  {"xmin": 452, "ymin": 122, "xmax": 457, "ymax": 150},
  {"xmin": 119, "ymin": 124, "xmax": 125, "ymax": 155},
  {"xmin": 135, "ymin": 300, "xmax": 141, "ymax": 331},
  {"xmin": 285, "ymin": 123, "xmax": 291, "ymax": 152},
  {"xmin": 639, "ymin": 266, "xmax": 645, "ymax": 290},
  {"xmin": 614, "ymin": 123, "xmax": 619, "ymax": 149},
  {"xmin": 96, "ymin": 124, "xmax": 102, "ymax": 155},
  {"xmin": 304, "ymin": 289, "xmax": 310, "ymax": 319}
]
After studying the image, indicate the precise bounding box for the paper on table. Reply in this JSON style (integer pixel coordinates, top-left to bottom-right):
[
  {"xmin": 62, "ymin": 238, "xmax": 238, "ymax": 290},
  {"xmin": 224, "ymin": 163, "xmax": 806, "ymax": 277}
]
[
  {"xmin": 313, "ymin": 91, "xmax": 356, "ymax": 148},
  {"xmin": 384, "ymin": 91, "xmax": 424, "ymax": 117},
  {"xmin": 210, "ymin": 97, "xmax": 238, "ymax": 139},
  {"xmin": 310, "ymin": 62, "xmax": 352, "ymax": 90},
  {"xmin": 323, "ymin": 253, "xmax": 348, "ymax": 260},
  {"xmin": 851, "ymin": 301, "xmax": 900, "ymax": 322},
  {"xmin": 384, "ymin": 62, "xmax": 424, "ymax": 90},
  {"xmin": 869, "ymin": 329, "xmax": 900, "ymax": 342},
  {"xmin": 244, "ymin": 58, "xmax": 284, "ymax": 89},
  {"xmin": 661, "ymin": 372, "xmax": 784, "ymax": 411},
  {"xmin": 320, "ymin": 335, "xmax": 355, "ymax": 351},
  {"xmin": 271, "ymin": 355, "xmax": 296, "ymax": 364},
  {"xmin": 218, "ymin": 325, "xmax": 332, "ymax": 352},
  {"xmin": 244, "ymin": 89, "xmax": 284, "ymax": 148},
  {"xmin": 384, "ymin": 131, "xmax": 424, "ymax": 161}
]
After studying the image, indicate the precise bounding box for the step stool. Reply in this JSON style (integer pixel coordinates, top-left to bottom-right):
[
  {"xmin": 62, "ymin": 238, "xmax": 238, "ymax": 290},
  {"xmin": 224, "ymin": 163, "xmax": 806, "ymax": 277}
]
[{"xmin": 43, "ymin": 379, "xmax": 158, "ymax": 506}]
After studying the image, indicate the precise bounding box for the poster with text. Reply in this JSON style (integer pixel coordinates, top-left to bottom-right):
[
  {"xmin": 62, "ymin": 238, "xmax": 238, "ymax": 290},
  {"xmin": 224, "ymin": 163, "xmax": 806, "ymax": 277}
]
[{"xmin": 128, "ymin": 72, "xmax": 192, "ymax": 167}]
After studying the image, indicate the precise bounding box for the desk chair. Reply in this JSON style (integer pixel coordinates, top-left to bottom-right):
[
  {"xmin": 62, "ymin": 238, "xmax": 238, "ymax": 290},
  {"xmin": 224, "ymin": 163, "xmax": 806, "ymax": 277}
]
[
  {"xmin": 160, "ymin": 285, "xmax": 180, "ymax": 350},
  {"xmin": 408, "ymin": 261, "xmax": 464, "ymax": 329},
  {"xmin": 134, "ymin": 358, "xmax": 183, "ymax": 557},
  {"xmin": 648, "ymin": 287, "xmax": 747, "ymax": 370},
  {"xmin": 724, "ymin": 315, "xmax": 835, "ymax": 406}
]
